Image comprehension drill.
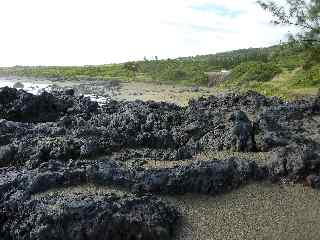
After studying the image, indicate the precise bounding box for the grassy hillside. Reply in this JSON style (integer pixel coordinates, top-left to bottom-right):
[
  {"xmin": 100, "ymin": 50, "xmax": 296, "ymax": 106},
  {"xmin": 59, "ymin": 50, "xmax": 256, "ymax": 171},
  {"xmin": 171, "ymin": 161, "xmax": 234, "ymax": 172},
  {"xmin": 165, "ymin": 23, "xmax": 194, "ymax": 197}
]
[
  {"xmin": 218, "ymin": 45, "xmax": 320, "ymax": 99},
  {"xmin": 0, "ymin": 47, "xmax": 275, "ymax": 85},
  {"xmin": 0, "ymin": 44, "xmax": 319, "ymax": 99},
  {"xmin": 0, "ymin": 65, "xmax": 129, "ymax": 81}
]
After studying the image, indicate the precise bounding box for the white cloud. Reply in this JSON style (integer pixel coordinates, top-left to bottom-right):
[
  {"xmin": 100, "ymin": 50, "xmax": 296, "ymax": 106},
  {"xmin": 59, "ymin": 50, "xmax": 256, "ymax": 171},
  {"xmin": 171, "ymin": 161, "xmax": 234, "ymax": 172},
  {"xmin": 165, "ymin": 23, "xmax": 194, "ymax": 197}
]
[{"xmin": 0, "ymin": 0, "xmax": 296, "ymax": 66}]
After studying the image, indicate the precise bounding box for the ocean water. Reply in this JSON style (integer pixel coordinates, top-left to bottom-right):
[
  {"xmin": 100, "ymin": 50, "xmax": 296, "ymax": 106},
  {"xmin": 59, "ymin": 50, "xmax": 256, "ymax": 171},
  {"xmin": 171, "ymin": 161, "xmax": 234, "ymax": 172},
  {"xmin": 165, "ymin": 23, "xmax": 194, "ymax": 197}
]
[
  {"xmin": 0, "ymin": 80, "xmax": 52, "ymax": 95},
  {"xmin": 0, "ymin": 79, "xmax": 107, "ymax": 104}
]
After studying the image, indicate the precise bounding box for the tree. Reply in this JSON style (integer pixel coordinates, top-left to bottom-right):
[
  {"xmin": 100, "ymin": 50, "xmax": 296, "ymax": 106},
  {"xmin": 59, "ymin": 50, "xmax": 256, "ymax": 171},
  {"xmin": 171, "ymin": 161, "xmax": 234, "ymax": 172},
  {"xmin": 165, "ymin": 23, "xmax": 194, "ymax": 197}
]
[
  {"xmin": 123, "ymin": 61, "xmax": 140, "ymax": 80},
  {"xmin": 258, "ymin": 0, "xmax": 320, "ymax": 67},
  {"xmin": 257, "ymin": 0, "xmax": 320, "ymax": 45}
]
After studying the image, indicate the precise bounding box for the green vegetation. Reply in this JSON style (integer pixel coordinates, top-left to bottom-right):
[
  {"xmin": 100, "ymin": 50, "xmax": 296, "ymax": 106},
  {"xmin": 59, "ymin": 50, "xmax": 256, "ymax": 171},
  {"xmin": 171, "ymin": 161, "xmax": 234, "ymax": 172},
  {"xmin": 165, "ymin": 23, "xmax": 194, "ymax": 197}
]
[
  {"xmin": 0, "ymin": 1, "xmax": 319, "ymax": 99},
  {"xmin": 217, "ymin": 0, "xmax": 320, "ymax": 99},
  {"xmin": 220, "ymin": 0, "xmax": 319, "ymax": 99},
  {"xmin": 0, "ymin": 65, "xmax": 130, "ymax": 81},
  {"xmin": 227, "ymin": 61, "xmax": 281, "ymax": 84},
  {"xmin": 0, "ymin": 43, "xmax": 319, "ymax": 100},
  {"xmin": 218, "ymin": 45, "xmax": 320, "ymax": 100},
  {"xmin": 292, "ymin": 65, "xmax": 320, "ymax": 87},
  {"xmin": 257, "ymin": 0, "xmax": 320, "ymax": 47},
  {"xmin": 0, "ymin": 47, "xmax": 274, "ymax": 85}
]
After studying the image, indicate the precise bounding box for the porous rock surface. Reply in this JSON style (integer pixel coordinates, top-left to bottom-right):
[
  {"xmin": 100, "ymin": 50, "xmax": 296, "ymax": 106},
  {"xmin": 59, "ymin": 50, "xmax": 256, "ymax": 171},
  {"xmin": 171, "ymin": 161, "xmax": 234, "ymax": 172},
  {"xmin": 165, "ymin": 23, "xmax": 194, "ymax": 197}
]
[
  {"xmin": 0, "ymin": 87, "xmax": 98, "ymax": 123},
  {"xmin": 0, "ymin": 164, "xmax": 179, "ymax": 240},
  {"xmin": 0, "ymin": 88, "xmax": 286, "ymax": 168},
  {"xmin": 0, "ymin": 157, "xmax": 260, "ymax": 239},
  {"xmin": 2, "ymin": 86, "xmax": 320, "ymax": 239}
]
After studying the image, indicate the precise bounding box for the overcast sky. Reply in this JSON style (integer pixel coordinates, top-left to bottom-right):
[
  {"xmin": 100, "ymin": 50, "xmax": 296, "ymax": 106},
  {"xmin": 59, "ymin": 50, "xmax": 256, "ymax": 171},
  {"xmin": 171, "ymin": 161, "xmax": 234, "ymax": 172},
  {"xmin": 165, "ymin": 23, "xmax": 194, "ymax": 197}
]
[{"xmin": 0, "ymin": 0, "xmax": 295, "ymax": 66}]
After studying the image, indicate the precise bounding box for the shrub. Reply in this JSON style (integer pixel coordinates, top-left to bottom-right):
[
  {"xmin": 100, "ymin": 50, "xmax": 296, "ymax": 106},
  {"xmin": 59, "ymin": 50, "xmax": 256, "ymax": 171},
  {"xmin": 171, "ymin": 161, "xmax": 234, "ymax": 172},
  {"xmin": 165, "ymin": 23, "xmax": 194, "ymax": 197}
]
[
  {"xmin": 292, "ymin": 64, "xmax": 320, "ymax": 87},
  {"xmin": 229, "ymin": 61, "xmax": 282, "ymax": 84}
]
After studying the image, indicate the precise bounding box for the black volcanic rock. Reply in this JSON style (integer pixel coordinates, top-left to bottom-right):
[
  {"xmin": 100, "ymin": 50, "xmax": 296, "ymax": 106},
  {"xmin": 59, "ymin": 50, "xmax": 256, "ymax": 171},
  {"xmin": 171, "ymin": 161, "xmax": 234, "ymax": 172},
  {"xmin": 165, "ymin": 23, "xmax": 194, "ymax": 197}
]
[
  {"xmin": 0, "ymin": 87, "xmax": 98, "ymax": 123},
  {"xmin": 0, "ymin": 164, "xmax": 179, "ymax": 240},
  {"xmin": 0, "ymin": 155, "xmax": 265, "ymax": 239},
  {"xmin": 1, "ymin": 191, "xmax": 178, "ymax": 240},
  {"xmin": 2, "ymin": 86, "xmax": 320, "ymax": 240},
  {"xmin": 1, "ymin": 86, "xmax": 320, "ymax": 170},
  {"xmin": 268, "ymin": 142, "xmax": 320, "ymax": 181},
  {"xmin": 0, "ymin": 87, "xmax": 290, "ymax": 166}
]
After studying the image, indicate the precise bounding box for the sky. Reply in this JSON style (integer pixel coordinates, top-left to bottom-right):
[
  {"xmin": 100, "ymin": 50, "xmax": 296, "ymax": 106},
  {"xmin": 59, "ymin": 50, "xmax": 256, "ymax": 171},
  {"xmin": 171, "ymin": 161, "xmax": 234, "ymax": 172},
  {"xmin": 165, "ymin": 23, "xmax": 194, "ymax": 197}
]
[{"xmin": 0, "ymin": 0, "xmax": 295, "ymax": 67}]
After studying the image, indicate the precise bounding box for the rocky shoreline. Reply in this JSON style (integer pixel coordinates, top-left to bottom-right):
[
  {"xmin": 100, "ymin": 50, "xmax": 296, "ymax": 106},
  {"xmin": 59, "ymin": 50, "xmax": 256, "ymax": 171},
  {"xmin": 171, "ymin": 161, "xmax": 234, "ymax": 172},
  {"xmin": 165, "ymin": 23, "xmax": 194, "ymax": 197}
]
[{"xmin": 1, "ymin": 86, "xmax": 320, "ymax": 239}]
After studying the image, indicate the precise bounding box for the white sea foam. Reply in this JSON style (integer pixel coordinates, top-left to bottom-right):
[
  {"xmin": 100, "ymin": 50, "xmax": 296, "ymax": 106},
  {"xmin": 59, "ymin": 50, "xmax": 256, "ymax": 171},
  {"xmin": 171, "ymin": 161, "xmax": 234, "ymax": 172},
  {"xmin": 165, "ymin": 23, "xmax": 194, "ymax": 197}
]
[
  {"xmin": 84, "ymin": 94, "xmax": 109, "ymax": 105},
  {"xmin": 0, "ymin": 79, "xmax": 107, "ymax": 104},
  {"xmin": 0, "ymin": 80, "xmax": 51, "ymax": 95}
]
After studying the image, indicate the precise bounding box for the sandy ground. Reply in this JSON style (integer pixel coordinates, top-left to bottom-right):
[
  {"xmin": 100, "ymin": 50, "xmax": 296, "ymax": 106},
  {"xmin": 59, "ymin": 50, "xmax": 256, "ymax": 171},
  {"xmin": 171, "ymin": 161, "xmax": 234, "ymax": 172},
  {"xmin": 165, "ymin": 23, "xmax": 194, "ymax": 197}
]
[
  {"xmin": 33, "ymin": 182, "xmax": 320, "ymax": 240},
  {"xmin": 113, "ymin": 81, "xmax": 221, "ymax": 106},
  {"xmin": 142, "ymin": 151, "xmax": 269, "ymax": 170},
  {"xmin": 0, "ymin": 77, "xmax": 222, "ymax": 106},
  {"xmin": 143, "ymin": 152, "xmax": 320, "ymax": 240},
  {"xmin": 166, "ymin": 182, "xmax": 320, "ymax": 240}
]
